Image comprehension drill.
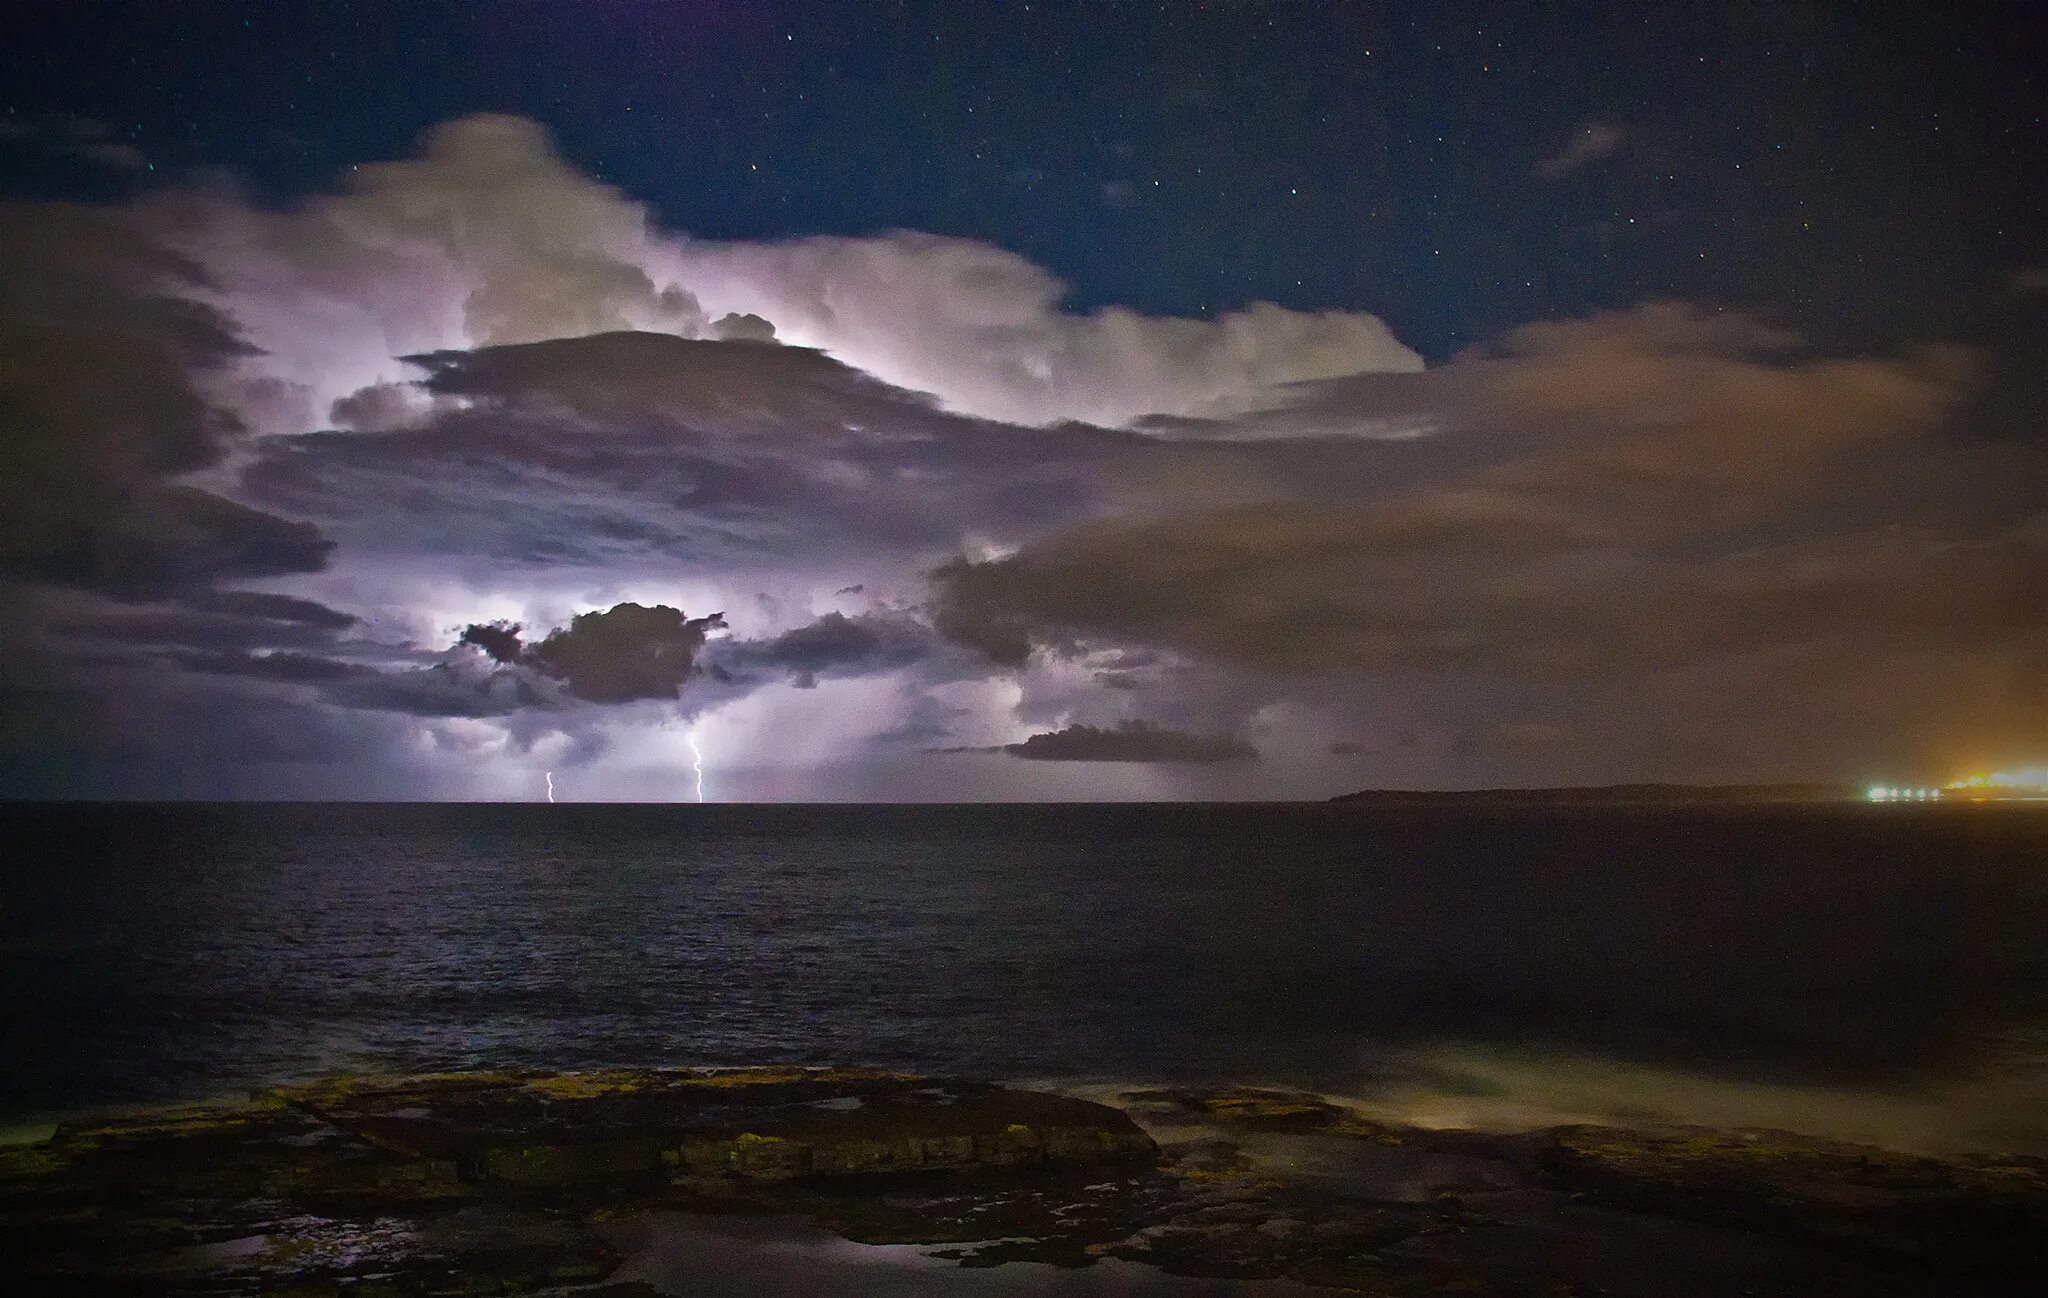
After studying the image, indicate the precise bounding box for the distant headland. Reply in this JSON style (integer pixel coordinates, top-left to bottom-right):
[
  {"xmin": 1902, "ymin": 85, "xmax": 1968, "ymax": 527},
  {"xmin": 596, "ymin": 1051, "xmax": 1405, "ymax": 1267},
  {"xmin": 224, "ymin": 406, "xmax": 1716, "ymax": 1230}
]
[{"xmin": 1331, "ymin": 782, "xmax": 1861, "ymax": 805}]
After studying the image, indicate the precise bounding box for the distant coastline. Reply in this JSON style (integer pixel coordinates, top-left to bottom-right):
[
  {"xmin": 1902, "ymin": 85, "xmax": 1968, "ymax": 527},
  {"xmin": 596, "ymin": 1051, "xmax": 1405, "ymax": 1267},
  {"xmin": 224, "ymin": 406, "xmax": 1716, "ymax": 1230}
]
[{"xmin": 1330, "ymin": 782, "xmax": 1858, "ymax": 805}]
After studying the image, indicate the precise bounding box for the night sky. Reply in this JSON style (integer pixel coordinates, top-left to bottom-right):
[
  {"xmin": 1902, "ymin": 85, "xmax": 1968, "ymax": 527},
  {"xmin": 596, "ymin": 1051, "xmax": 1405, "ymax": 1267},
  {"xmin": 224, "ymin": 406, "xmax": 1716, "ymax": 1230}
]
[{"xmin": 1, "ymin": 0, "xmax": 2043, "ymax": 799}]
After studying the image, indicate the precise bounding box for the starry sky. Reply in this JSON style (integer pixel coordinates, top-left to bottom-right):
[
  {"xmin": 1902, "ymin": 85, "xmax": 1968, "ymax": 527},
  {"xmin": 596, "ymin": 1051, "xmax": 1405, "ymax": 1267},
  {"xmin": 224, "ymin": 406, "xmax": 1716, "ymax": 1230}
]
[{"xmin": 1, "ymin": 0, "xmax": 2043, "ymax": 800}]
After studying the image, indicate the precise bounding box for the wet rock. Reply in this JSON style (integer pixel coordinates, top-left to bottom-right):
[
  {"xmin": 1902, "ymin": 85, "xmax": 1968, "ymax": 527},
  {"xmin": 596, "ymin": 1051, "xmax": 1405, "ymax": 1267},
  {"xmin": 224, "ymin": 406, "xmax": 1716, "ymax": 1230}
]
[
  {"xmin": 93, "ymin": 1204, "xmax": 615, "ymax": 1296},
  {"xmin": 279, "ymin": 1066, "xmax": 1155, "ymax": 1189},
  {"xmin": 1121, "ymin": 1086, "xmax": 1407, "ymax": 1142},
  {"xmin": 3, "ymin": 1071, "xmax": 2043, "ymax": 1295},
  {"xmin": 2, "ymin": 1067, "xmax": 1155, "ymax": 1293},
  {"xmin": 1537, "ymin": 1122, "xmax": 2048, "ymax": 1280},
  {"xmin": 1108, "ymin": 1088, "xmax": 2048, "ymax": 1295}
]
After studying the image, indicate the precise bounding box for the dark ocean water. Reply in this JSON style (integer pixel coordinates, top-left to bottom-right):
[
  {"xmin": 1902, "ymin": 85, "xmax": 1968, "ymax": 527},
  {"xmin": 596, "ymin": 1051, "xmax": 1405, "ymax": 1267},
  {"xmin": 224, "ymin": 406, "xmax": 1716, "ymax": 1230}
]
[{"xmin": 3, "ymin": 802, "xmax": 2046, "ymax": 1154}]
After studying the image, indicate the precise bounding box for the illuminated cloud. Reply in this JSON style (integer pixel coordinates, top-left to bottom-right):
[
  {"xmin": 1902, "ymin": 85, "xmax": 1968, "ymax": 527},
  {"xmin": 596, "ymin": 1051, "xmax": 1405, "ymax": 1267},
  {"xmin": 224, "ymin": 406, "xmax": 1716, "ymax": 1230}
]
[
  {"xmin": 666, "ymin": 230, "xmax": 1424, "ymax": 426},
  {"xmin": 140, "ymin": 115, "xmax": 704, "ymax": 435},
  {"xmin": 140, "ymin": 114, "xmax": 1420, "ymax": 434}
]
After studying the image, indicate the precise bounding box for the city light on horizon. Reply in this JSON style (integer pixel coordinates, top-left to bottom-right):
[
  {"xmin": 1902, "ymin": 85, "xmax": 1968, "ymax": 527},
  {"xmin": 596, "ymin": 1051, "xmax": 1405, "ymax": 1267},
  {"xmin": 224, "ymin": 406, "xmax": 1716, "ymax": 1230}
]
[
  {"xmin": 1946, "ymin": 768, "xmax": 2048, "ymax": 791},
  {"xmin": 1865, "ymin": 768, "xmax": 2048, "ymax": 802}
]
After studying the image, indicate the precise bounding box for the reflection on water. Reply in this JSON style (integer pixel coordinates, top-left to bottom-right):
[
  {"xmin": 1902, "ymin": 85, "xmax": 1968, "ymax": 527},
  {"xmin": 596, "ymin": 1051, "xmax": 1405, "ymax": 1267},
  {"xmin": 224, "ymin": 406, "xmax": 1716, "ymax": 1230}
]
[{"xmin": 612, "ymin": 1212, "xmax": 1336, "ymax": 1296}]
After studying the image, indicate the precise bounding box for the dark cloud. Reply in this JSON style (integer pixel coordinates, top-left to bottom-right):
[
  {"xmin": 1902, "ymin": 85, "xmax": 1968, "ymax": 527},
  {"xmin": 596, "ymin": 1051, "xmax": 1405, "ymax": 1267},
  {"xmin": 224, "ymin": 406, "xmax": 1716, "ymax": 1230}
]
[
  {"xmin": 714, "ymin": 612, "xmax": 936, "ymax": 689},
  {"xmin": 152, "ymin": 636, "xmax": 564, "ymax": 721},
  {"xmin": 72, "ymin": 593, "xmax": 733, "ymax": 724},
  {"xmin": 929, "ymin": 305, "xmax": 2048, "ymax": 778},
  {"xmin": 0, "ymin": 654, "xmax": 514, "ymax": 801},
  {"xmin": 233, "ymin": 324, "xmax": 1460, "ymax": 594},
  {"xmin": 710, "ymin": 311, "xmax": 776, "ymax": 342},
  {"xmin": 327, "ymin": 653, "xmax": 564, "ymax": 718},
  {"xmin": 0, "ymin": 203, "xmax": 241, "ymax": 548},
  {"xmin": 47, "ymin": 484, "xmax": 333, "ymax": 599},
  {"xmin": 526, "ymin": 602, "xmax": 725, "ymax": 704},
  {"xmin": 235, "ymin": 331, "xmax": 1033, "ymax": 574},
  {"xmin": 405, "ymin": 330, "xmax": 946, "ymax": 434},
  {"xmin": 998, "ymin": 721, "xmax": 1257, "ymax": 764},
  {"xmin": 458, "ymin": 620, "xmax": 524, "ymax": 664},
  {"xmin": 56, "ymin": 597, "xmax": 337, "ymax": 654},
  {"xmin": 311, "ymin": 602, "xmax": 730, "ymax": 717},
  {"xmin": 937, "ymin": 494, "xmax": 2044, "ymax": 683},
  {"xmin": 164, "ymin": 648, "xmax": 369, "ymax": 685},
  {"xmin": 0, "ymin": 202, "xmax": 331, "ymax": 598},
  {"xmin": 936, "ymin": 305, "xmax": 1998, "ymax": 675},
  {"xmin": 184, "ymin": 589, "xmax": 358, "ymax": 630}
]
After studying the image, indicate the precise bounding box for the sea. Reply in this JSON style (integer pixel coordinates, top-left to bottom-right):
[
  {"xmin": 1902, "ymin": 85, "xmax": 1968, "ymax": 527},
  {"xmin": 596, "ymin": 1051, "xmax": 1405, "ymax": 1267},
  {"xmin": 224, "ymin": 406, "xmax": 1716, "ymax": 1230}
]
[{"xmin": 4, "ymin": 801, "xmax": 2046, "ymax": 1157}]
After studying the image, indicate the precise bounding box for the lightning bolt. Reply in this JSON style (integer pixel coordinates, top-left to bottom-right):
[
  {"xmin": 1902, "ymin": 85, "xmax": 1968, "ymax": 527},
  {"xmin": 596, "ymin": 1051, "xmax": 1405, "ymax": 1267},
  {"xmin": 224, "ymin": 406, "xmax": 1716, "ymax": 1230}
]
[
  {"xmin": 686, "ymin": 729, "xmax": 705, "ymax": 803},
  {"xmin": 544, "ymin": 770, "xmax": 555, "ymax": 804}
]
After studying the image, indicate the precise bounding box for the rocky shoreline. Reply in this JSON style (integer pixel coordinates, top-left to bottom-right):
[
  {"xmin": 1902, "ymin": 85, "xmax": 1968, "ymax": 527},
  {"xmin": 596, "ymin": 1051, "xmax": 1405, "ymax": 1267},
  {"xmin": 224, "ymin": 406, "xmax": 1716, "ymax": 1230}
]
[{"xmin": 2, "ymin": 1066, "xmax": 2041, "ymax": 1294}]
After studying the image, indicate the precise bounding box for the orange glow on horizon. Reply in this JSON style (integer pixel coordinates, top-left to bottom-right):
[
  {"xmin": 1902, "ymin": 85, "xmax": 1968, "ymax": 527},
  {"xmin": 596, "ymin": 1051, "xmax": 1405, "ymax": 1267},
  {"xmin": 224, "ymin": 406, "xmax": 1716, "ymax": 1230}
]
[{"xmin": 1945, "ymin": 768, "xmax": 2048, "ymax": 791}]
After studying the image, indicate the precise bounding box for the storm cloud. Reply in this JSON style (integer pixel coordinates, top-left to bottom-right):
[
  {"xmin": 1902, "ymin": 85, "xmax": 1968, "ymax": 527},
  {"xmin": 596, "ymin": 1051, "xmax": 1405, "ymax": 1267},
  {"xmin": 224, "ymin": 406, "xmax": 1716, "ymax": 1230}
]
[
  {"xmin": 713, "ymin": 612, "xmax": 940, "ymax": 689},
  {"xmin": 0, "ymin": 204, "xmax": 331, "ymax": 598},
  {"xmin": 927, "ymin": 307, "xmax": 2045, "ymax": 781},
  {"xmin": 998, "ymin": 721, "xmax": 1258, "ymax": 764},
  {"xmin": 526, "ymin": 602, "xmax": 726, "ymax": 704},
  {"xmin": 1, "ymin": 112, "xmax": 2040, "ymax": 800},
  {"xmin": 144, "ymin": 114, "xmax": 1420, "ymax": 437},
  {"xmin": 935, "ymin": 304, "xmax": 2004, "ymax": 674},
  {"xmin": 334, "ymin": 603, "xmax": 730, "ymax": 716}
]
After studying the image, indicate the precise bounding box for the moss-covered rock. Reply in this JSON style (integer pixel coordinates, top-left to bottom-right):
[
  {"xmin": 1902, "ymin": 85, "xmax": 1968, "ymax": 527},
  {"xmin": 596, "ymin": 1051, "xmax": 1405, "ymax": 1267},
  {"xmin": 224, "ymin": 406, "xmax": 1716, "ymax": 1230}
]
[{"xmin": 276, "ymin": 1066, "xmax": 1153, "ymax": 1191}]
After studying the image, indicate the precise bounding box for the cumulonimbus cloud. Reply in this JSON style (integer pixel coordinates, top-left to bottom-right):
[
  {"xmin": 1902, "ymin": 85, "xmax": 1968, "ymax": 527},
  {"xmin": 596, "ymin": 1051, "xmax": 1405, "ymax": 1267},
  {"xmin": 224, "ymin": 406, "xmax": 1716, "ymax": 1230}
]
[
  {"xmin": 665, "ymin": 229, "xmax": 1423, "ymax": 426},
  {"xmin": 5, "ymin": 110, "xmax": 2041, "ymax": 798},
  {"xmin": 140, "ymin": 113, "xmax": 1421, "ymax": 435}
]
